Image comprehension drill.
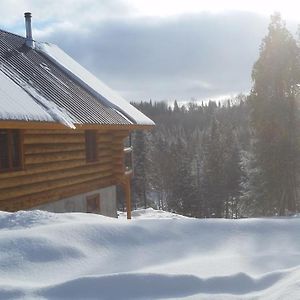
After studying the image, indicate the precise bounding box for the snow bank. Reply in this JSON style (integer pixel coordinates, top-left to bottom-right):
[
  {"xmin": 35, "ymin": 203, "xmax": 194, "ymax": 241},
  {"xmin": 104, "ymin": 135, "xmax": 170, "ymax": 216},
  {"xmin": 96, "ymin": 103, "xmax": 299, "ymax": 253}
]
[
  {"xmin": 118, "ymin": 207, "xmax": 188, "ymax": 219},
  {"xmin": 1, "ymin": 209, "xmax": 300, "ymax": 299}
]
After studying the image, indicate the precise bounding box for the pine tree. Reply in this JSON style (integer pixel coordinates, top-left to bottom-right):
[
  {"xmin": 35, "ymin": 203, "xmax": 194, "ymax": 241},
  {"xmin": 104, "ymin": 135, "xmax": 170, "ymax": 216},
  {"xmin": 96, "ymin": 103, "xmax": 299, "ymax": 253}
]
[
  {"xmin": 250, "ymin": 13, "xmax": 300, "ymax": 215},
  {"xmin": 132, "ymin": 130, "xmax": 148, "ymax": 209},
  {"xmin": 168, "ymin": 139, "xmax": 197, "ymax": 216},
  {"xmin": 201, "ymin": 118, "xmax": 225, "ymax": 217},
  {"xmin": 223, "ymin": 128, "xmax": 243, "ymax": 218}
]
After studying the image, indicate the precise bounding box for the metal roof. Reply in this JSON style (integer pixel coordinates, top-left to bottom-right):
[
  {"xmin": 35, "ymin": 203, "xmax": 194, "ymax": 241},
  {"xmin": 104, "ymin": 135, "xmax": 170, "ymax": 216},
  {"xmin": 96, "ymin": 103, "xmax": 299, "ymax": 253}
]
[{"xmin": 0, "ymin": 29, "xmax": 139, "ymax": 126}]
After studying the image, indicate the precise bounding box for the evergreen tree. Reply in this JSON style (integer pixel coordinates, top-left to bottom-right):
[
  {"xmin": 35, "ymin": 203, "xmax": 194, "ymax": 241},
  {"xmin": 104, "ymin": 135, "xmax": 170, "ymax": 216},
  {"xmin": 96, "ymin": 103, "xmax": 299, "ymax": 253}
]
[
  {"xmin": 201, "ymin": 118, "xmax": 225, "ymax": 217},
  {"xmin": 132, "ymin": 130, "xmax": 148, "ymax": 209},
  {"xmin": 132, "ymin": 97, "xmax": 250, "ymax": 218},
  {"xmin": 223, "ymin": 128, "xmax": 243, "ymax": 218},
  {"xmin": 168, "ymin": 139, "xmax": 197, "ymax": 216},
  {"xmin": 250, "ymin": 13, "xmax": 300, "ymax": 215}
]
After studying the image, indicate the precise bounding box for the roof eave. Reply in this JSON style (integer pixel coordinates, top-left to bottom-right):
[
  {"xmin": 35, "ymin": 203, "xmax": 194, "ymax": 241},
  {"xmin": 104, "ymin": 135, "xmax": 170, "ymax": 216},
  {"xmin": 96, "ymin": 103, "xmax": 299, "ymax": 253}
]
[{"xmin": 0, "ymin": 120, "xmax": 155, "ymax": 131}]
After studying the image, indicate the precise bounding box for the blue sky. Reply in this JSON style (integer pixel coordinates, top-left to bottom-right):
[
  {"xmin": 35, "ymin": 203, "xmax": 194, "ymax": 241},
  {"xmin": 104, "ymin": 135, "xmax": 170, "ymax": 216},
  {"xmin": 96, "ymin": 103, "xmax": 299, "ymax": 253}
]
[{"xmin": 0, "ymin": 0, "xmax": 299, "ymax": 103}]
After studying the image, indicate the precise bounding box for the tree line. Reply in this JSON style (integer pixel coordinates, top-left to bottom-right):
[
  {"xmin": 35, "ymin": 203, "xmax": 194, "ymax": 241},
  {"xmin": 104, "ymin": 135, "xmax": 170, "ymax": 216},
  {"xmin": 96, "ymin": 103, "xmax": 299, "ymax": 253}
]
[{"xmin": 128, "ymin": 14, "xmax": 300, "ymax": 218}]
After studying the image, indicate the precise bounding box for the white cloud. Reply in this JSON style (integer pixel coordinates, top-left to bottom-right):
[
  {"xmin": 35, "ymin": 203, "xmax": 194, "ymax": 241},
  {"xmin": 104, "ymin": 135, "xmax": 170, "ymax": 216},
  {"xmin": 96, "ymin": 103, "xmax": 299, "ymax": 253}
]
[
  {"xmin": 0, "ymin": 1, "xmax": 298, "ymax": 102},
  {"xmin": 0, "ymin": 0, "xmax": 131, "ymax": 33},
  {"xmin": 129, "ymin": 0, "xmax": 300, "ymax": 21}
]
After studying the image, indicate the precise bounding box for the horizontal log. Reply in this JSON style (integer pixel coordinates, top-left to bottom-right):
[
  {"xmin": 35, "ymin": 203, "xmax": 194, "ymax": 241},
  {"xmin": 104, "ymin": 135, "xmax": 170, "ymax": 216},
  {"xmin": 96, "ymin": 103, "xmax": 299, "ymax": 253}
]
[
  {"xmin": 0, "ymin": 169, "xmax": 113, "ymax": 201},
  {"xmin": 0, "ymin": 176, "xmax": 115, "ymax": 211},
  {"xmin": 24, "ymin": 134, "xmax": 85, "ymax": 144},
  {"xmin": 112, "ymin": 131, "xmax": 129, "ymax": 137},
  {"xmin": 97, "ymin": 143, "xmax": 112, "ymax": 151},
  {"xmin": 25, "ymin": 150, "xmax": 85, "ymax": 164},
  {"xmin": 97, "ymin": 135, "xmax": 112, "ymax": 143},
  {"xmin": 111, "ymin": 148, "xmax": 123, "ymax": 154},
  {"xmin": 24, "ymin": 130, "xmax": 128, "ymax": 137},
  {"xmin": 0, "ymin": 159, "xmax": 85, "ymax": 179},
  {"xmin": 25, "ymin": 143, "xmax": 85, "ymax": 154},
  {"xmin": 25, "ymin": 142, "xmax": 112, "ymax": 155},
  {"xmin": 25, "ymin": 130, "xmax": 123, "ymax": 137},
  {"xmin": 25, "ymin": 129, "xmax": 84, "ymax": 135},
  {"xmin": 112, "ymin": 137, "xmax": 127, "ymax": 143},
  {"xmin": 113, "ymin": 142, "xmax": 124, "ymax": 146},
  {"xmin": 0, "ymin": 156, "xmax": 114, "ymax": 180},
  {"xmin": 112, "ymin": 149, "xmax": 124, "ymax": 155},
  {"xmin": 97, "ymin": 149, "xmax": 113, "ymax": 157},
  {"xmin": 0, "ymin": 162, "xmax": 113, "ymax": 189},
  {"xmin": 24, "ymin": 133, "xmax": 123, "ymax": 145},
  {"xmin": 112, "ymin": 158, "xmax": 123, "ymax": 166},
  {"xmin": 111, "ymin": 142, "xmax": 123, "ymax": 147}
]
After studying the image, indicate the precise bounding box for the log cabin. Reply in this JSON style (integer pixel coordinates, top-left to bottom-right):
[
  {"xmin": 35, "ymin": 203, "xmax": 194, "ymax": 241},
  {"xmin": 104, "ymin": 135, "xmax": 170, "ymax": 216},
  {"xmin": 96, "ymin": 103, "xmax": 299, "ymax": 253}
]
[{"xmin": 0, "ymin": 13, "xmax": 154, "ymax": 219}]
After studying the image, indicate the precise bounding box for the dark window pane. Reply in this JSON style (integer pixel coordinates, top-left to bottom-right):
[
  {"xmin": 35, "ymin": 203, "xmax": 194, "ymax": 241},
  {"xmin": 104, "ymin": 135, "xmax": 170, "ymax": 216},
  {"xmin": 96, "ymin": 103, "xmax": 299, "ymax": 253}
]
[
  {"xmin": 124, "ymin": 151, "xmax": 132, "ymax": 172},
  {"xmin": 86, "ymin": 194, "xmax": 100, "ymax": 213},
  {"xmin": 85, "ymin": 130, "xmax": 97, "ymax": 162},
  {"xmin": 11, "ymin": 130, "xmax": 21, "ymax": 168},
  {"xmin": 0, "ymin": 130, "xmax": 9, "ymax": 170},
  {"xmin": 124, "ymin": 136, "xmax": 131, "ymax": 148}
]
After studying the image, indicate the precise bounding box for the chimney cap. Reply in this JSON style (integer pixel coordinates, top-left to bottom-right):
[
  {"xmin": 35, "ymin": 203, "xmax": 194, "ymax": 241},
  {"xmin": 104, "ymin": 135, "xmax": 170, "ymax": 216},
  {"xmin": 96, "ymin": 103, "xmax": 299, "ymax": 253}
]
[{"xmin": 24, "ymin": 12, "xmax": 32, "ymax": 18}]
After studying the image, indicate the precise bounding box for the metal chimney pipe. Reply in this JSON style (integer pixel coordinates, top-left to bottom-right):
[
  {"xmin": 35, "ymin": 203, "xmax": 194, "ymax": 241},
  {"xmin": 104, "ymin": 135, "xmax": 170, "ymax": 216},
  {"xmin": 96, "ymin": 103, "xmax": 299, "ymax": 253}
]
[{"xmin": 24, "ymin": 12, "xmax": 34, "ymax": 48}]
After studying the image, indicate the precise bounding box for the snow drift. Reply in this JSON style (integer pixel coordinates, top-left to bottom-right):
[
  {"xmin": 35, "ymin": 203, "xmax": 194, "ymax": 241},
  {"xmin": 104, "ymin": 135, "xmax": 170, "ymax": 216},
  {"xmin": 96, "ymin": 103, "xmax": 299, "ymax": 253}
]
[{"xmin": 1, "ymin": 209, "xmax": 300, "ymax": 299}]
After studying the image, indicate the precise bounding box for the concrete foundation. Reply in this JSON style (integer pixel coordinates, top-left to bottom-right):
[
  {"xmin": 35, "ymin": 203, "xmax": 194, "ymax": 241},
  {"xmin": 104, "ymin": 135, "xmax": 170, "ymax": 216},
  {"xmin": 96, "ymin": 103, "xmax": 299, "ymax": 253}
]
[{"xmin": 33, "ymin": 186, "xmax": 117, "ymax": 218}]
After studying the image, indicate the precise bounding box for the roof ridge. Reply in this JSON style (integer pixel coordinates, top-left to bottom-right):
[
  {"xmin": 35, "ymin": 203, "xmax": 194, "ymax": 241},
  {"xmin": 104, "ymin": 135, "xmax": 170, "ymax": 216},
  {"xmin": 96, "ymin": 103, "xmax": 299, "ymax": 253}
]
[
  {"xmin": 0, "ymin": 28, "xmax": 27, "ymax": 41},
  {"xmin": 0, "ymin": 28, "xmax": 154, "ymax": 127}
]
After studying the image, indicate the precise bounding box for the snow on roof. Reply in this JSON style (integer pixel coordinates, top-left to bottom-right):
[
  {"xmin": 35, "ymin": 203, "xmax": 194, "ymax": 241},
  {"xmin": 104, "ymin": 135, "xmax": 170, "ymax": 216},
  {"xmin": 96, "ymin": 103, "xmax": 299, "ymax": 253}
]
[
  {"xmin": 19, "ymin": 80, "xmax": 77, "ymax": 129},
  {"xmin": 0, "ymin": 70, "xmax": 54, "ymax": 122},
  {"xmin": 35, "ymin": 42, "xmax": 155, "ymax": 126},
  {"xmin": 0, "ymin": 29, "xmax": 154, "ymax": 127}
]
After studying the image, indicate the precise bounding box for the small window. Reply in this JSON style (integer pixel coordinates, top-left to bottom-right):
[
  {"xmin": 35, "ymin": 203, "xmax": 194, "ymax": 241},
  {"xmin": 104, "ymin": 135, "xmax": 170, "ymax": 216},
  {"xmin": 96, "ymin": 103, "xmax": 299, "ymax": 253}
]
[
  {"xmin": 123, "ymin": 134, "xmax": 131, "ymax": 148},
  {"xmin": 86, "ymin": 194, "xmax": 100, "ymax": 213},
  {"xmin": 124, "ymin": 147, "xmax": 133, "ymax": 172},
  {"xmin": 0, "ymin": 129, "xmax": 23, "ymax": 172},
  {"xmin": 123, "ymin": 134, "xmax": 133, "ymax": 173},
  {"xmin": 85, "ymin": 130, "xmax": 98, "ymax": 162}
]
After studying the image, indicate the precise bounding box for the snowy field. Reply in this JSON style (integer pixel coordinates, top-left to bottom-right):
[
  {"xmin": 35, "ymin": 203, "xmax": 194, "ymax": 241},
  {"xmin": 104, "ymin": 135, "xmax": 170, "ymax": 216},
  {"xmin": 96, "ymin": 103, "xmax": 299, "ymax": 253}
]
[{"xmin": 1, "ymin": 209, "xmax": 300, "ymax": 299}]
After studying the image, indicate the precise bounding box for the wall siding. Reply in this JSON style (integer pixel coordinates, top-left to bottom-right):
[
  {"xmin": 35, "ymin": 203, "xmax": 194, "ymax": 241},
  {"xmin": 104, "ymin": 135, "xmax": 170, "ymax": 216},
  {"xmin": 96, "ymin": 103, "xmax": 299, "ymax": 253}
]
[{"xmin": 0, "ymin": 128, "xmax": 129, "ymax": 211}]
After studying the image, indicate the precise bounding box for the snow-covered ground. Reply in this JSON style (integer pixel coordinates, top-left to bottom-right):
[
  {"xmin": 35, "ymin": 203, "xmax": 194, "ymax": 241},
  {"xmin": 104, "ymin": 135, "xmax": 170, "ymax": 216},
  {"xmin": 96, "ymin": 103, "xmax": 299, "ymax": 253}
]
[{"xmin": 1, "ymin": 208, "xmax": 300, "ymax": 299}]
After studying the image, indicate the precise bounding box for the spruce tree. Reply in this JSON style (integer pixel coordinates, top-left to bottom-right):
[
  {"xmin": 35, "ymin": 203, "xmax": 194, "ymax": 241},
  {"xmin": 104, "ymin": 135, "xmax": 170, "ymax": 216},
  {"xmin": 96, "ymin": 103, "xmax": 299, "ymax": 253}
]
[
  {"xmin": 201, "ymin": 118, "xmax": 225, "ymax": 217},
  {"xmin": 250, "ymin": 13, "xmax": 300, "ymax": 215},
  {"xmin": 223, "ymin": 128, "xmax": 243, "ymax": 218},
  {"xmin": 132, "ymin": 130, "xmax": 148, "ymax": 209}
]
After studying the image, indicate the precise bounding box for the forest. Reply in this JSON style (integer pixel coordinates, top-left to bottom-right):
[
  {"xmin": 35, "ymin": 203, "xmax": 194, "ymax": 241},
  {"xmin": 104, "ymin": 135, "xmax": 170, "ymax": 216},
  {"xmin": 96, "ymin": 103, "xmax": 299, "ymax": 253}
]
[{"xmin": 128, "ymin": 14, "xmax": 300, "ymax": 218}]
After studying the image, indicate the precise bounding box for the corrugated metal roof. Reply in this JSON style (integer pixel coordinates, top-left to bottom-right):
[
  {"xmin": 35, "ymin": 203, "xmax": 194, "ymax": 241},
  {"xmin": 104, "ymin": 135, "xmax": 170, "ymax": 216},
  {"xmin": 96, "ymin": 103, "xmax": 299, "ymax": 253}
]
[
  {"xmin": 0, "ymin": 70, "xmax": 54, "ymax": 122},
  {"xmin": 0, "ymin": 29, "xmax": 136, "ymax": 126},
  {"xmin": 36, "ymin": 42, "xmax": 155, "ymax": 126}
]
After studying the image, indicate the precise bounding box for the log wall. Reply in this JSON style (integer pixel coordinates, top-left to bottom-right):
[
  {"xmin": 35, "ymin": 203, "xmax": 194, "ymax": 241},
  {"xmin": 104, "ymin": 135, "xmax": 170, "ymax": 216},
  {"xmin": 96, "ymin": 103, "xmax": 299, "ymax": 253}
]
[{"xmin": 0, "ymin": 128, "xmax": 129, "ymax": 211}]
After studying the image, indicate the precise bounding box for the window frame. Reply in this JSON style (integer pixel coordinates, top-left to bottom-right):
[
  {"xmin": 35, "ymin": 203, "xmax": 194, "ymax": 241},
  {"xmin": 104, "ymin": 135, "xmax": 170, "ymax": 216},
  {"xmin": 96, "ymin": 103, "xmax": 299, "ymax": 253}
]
[
  {"xmin": 85, "ymin": 130, "xmax": 98, "ymax": 163},
  {"xmin": 124, "ymin": 146, "xmax": 133, "ymax": 174},
  {"xmin": 0, "ymin": 129, "xmax": 24, "ymax": 173},
  {"xmin": 86, "ymin": 194, "xmax": 101, "ymax": 213},
  {"xmin": 123, "ymin": 133, "xmax": 133, "ymax": 175}
]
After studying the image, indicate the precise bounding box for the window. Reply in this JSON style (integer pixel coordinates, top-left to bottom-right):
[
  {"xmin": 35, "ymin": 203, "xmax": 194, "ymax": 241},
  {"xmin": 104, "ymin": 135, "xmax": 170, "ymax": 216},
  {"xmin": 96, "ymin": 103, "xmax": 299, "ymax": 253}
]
[
  {"xmin": 0, "ymin": 129, "xmax": 23, "ymax": 172},
  {"xmin": 86, "ymin": 194, "xmax": 100, "ymax": 213},
  {"xmin": 85, "ymin": 130, "xmax": 98, "ymax": 162},
  {"xmin": 124, "ymin": 147, "xmax": 133, "ymax": 173},
  {"xmin": 123, "ymin": 135, "xmax": 131, "ymax": 148},
  {"xmin": 123, "ymin": 133, "xmax": 133, "ymax": 173}
]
